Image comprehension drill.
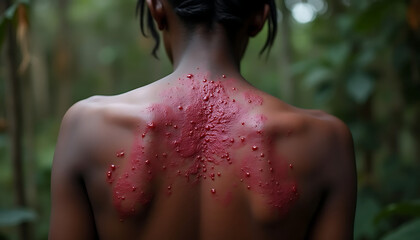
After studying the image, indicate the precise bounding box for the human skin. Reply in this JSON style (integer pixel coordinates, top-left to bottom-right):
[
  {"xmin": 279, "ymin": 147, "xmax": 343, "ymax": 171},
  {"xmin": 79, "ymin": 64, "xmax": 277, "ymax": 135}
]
[{"xmin": 49, "ymin": 1, "xmax": 357, "ymax": 239}]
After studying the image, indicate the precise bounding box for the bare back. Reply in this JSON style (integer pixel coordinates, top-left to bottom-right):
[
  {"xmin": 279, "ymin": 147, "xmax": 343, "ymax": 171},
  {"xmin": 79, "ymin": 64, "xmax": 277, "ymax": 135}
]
[{"xmin": 50, "ymin": 72, "xmax": 356, "ymax": 240}]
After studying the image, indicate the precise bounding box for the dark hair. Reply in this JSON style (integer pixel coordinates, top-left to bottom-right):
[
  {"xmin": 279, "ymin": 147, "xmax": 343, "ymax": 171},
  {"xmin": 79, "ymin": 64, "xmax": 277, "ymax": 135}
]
[{"xmin": 136, "ymin": 0, "xmax": 278, "ymax": 57}]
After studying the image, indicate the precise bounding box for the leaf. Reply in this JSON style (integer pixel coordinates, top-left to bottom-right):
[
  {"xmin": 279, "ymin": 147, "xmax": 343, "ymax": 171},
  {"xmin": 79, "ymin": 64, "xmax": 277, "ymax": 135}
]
[
  {"xmin": 0, "ymin": 209, "xmax": 36, "ymax": 227},
  {"xmin": 4, "ymin": 3, "xmax": 19, "ymax": 20},
  {"xmin": 354, "ymin": 192, "xmax": 382, "ymax": 240},
  {"xmin": 1, "ymin": 0, "xmax": 30, "ymax": 21},
  {"xmin": 353, "ymin": 0, "xmax": 394, "ymax": 33},
  {"xmin": 375, "ymin": 201, "xmax": 420, "ymax": 224},
  {"xmin": 381, "ymin": 219, "xmax": 420, "ymax": 240},
  {"xmin": 0, "ymin": 0, "xmax": 30, "ymax": 50},
  {"xmin": 314, "ymin": 82, "xmax": 333, "ymax": 106},
  {"xmin": 346, "ymin": 72, "xmax": 374, "ymax": 104},
  {"xmin": 302, "ymin": 67, "xmax": 333, "ymax": 89},
  {"xmin": 356, "ymin": 48, "xmax": 376, "ymax": 68},
  {"xmin": 327, "ymin": 43, "xmax": 350, "ymax": 67}
]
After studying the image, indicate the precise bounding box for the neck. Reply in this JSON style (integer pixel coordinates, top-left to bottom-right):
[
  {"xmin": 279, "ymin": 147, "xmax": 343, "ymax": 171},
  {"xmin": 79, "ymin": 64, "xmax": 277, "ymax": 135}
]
[{"xmin": 170, "ymin": 26, "xmax": 246, "ymax": 77}]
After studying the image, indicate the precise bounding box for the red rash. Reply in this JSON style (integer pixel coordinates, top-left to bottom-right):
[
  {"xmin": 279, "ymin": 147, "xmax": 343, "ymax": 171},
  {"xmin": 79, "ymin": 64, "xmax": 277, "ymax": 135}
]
[
  {"xmin": 107, "ymin": 73, "xmax": 298, "ymax": 218},
  {"xmin": 244, "ymin": 90, "xmax": 263, "ymax": 106}
]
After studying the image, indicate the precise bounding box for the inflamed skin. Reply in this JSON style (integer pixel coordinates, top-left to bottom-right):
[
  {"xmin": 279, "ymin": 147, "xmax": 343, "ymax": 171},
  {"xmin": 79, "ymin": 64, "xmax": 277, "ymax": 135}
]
[
  {"xmin": 107, "ymin": 73, "xmax": 298, "ymax": 219},
  {"xmin": 50, "ymin": 0, "xmax": 356, "ymax": 238}
]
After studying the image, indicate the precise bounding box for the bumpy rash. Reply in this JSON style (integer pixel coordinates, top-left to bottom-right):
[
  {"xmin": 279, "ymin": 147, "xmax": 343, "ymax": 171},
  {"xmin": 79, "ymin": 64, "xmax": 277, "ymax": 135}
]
[
  {"xmin": 108, "ymin": 140, "xmax": 154, "ymax": 217},
  {"xmin": 107, "ymin": 73, "xmax": 298, "ymax": 218},
  {"xmin": 154, "ymin": 75, "xmax": 242, "ymax": 165},
  {"xmin": 244, "ymin": 90, "xmax": 264, "ymax": 105}
]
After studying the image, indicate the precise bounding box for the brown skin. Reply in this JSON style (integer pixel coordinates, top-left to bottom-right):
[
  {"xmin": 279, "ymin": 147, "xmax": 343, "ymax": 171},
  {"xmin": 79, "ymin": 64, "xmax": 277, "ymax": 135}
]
[{"xmin": 49, "ymin": 1, "xmax": 357, "ymax": 239}]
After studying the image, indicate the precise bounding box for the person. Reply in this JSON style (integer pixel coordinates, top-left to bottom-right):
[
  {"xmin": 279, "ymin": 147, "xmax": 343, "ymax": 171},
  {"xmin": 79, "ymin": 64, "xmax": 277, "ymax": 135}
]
[{"xmin": 49, "ymin": 0, "xmax": 357, "ymax": 239}]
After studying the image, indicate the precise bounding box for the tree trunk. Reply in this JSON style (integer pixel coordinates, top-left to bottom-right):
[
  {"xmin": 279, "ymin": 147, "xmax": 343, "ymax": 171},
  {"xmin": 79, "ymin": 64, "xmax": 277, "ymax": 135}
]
[
  {"xmin": 2, "ymin": 1, "xmax": 30, "ymax": 239},
  {"xmin": 278, "ymin": 0, "xmax": 295, "ymax": 104},
  {"xmin": 54, "ymin": 0, "xmax": 73, "ymax": 117}
]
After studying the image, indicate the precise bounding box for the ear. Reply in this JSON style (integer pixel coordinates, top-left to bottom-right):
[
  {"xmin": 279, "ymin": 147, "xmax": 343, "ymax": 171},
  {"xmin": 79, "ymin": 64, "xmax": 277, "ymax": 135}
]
[
  {"xmin": 248, "ymin": 4, "xmax": 270, "ymax": 37},
  {"xmin": 146, "ymin": 0, "xmax": 166, "ymax": 30}
]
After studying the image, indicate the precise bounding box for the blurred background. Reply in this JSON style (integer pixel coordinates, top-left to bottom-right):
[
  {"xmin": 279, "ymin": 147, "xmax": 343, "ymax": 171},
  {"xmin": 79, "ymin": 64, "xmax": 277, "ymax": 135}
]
[{"xmin": 0, "ymin": 0, "xmax": 419, "ymax": 239}]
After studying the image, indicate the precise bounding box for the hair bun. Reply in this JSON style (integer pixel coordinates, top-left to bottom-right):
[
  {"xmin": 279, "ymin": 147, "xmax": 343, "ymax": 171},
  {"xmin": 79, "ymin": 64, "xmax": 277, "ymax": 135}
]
[
  {"xmin": 137, "ymin": 0, "xmax": 277, "ymax": 56},
  {"xmin": 173, "ymin": 0, "xmax": 213, "ymax": 20},
  {"xmin": 215, "ymin": 0, "xmax": 257, "ymax": 26}
]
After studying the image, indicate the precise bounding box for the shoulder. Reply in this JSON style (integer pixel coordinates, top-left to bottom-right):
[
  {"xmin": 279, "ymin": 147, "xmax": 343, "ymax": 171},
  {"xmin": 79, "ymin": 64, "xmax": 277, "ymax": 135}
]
[
  {"xmin": 61, "ymin": 94, "xmax": 144, "ymax": 135},
  {"xmin": 261, "ymin": 94, "xmax": 354, "ymax": 157},
  {"xmin": 291, "ymin": 108, "xmax": 356, "ymax": 185},
  {"xmin": 303, "ymin": 109, "xmax": 353, "ymax": 145},
  {"xmin": 262, "ymin": 94, "xmax": 353, "ymax": 146},
  {"xmin": 64, "ymin": 95, "xmax": 121, "ymax": 120},
  {"xmin": 55, "ymin": 92, "xmax": 152, "ymax": 160},
  {"xmin": 54, "ymin": 95, "xmax": 137, "ymax": 166},
  {"xmin": 279, "ymin": 107, "xmax": 353, "ymax": 150},
  {"xmin": 270, "ymin": 104, "xmax": 351, "ymax": 136},
  {"xmin": 298, "ymin": 109, "xmax": 354, "ymax": 163},
  {"xmin": 54, "ymin": 96, "xmax": 111, "ymax": 165},
  {"xmin": 60, "ymin": 96, "xmax": 109, "ymax": 137},
  {"xmin": 268, "ymin": 105, "xmax": 355, "ymax": 176},
  {"xmin": 283, "ymin": 109, "xmax": 357, "ymax": 239},
  {"xmin": 307, "ymin": 109, "xmax": 354, "ymax": 160},
  {"xmin": 268, "ymin": 106, "xmax": 356, "ymax": 199}
]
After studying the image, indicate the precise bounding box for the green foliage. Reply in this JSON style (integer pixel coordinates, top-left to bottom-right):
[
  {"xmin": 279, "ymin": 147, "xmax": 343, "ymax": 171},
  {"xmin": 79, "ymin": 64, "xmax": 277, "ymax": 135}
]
[
  {"xmin": 353, "ymin": 0, "xmax": 397, "ymax": 33},
  {"xmin": 292, "ymin": 0, "xmax": 419, "ymax": 238},
  {"xmin": 381, "ymin": 219, "xmax": 420, "ymax": 240},
  {"xmin": 0, "ymin": 0, "xmax": 419, "ymax": 239},
  {"xmin": 0, "ymin": 209, "xmax": 36, "ymax": 227},
  {"xmin": 354, "ymin": 192, "xmax": 383, "ymax": 239},
  {"xmin": 346, "ymin": 72, "xmax": 375, "ymax": 104},
  {"xmin": 375, "ymin": 201, "xmax": 420, "ymax": 224},
  {"xmin": 0, "ymin": 0, "xmax": 30, "ymax": 47}
]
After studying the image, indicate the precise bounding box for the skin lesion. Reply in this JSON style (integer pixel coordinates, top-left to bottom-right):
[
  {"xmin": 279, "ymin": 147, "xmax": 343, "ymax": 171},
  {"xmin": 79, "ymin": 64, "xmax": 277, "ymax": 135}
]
[
  {"xmin": 110, "ymin": 141, "xmax": 154, "ymax": 218},
  {"xmin": 243, "ymin": 90, "xmax": 264, "ymax": 106},
  {"xmin": 105, "ymin": 72, "xmax": 300, "ymax": 220}
]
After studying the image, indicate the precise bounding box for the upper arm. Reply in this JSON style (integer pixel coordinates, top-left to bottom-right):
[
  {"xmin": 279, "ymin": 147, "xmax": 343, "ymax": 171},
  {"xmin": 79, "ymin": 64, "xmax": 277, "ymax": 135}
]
[
  {"xmin": 49, "ymin": 102, "xmax": 98, "ymax": 240},
  {"xmin": 309, "ymin": 118, "xmax": 357, "ymax": 240}
]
